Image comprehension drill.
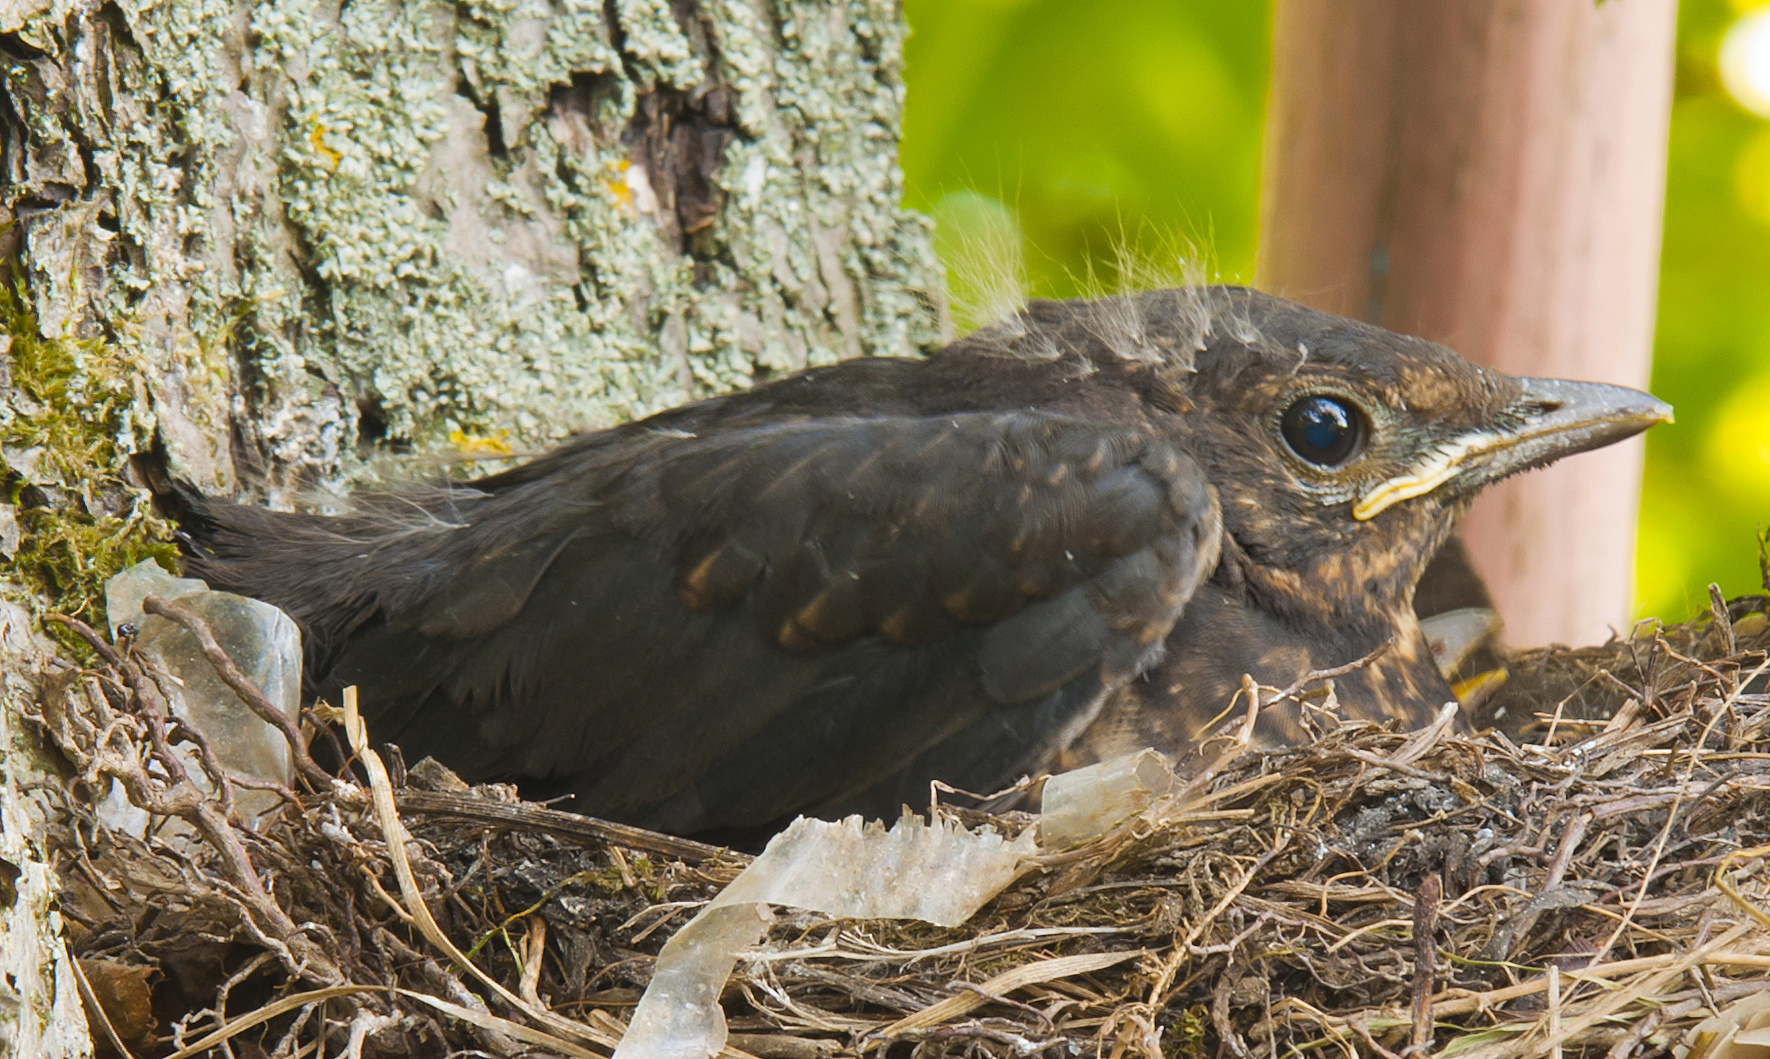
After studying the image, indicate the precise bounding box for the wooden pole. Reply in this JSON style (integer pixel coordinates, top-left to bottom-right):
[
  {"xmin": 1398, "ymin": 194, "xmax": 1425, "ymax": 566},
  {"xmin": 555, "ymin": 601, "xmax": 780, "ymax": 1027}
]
[{"xmin": 1257, "ymin": 0, "xmax": 1678, "ymax": 648}]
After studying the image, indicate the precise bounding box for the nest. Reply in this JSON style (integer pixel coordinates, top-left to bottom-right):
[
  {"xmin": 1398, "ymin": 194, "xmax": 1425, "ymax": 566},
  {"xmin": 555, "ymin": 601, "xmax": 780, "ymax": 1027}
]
[{"xmin": 26, "ymin": 586, "xmax": 1770, "ymax": 1059}]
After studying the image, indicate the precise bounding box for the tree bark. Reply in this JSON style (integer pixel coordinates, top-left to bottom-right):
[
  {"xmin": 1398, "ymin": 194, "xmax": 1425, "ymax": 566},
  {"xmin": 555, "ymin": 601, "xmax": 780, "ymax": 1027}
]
[
  {"xmin": 0, "ymin": 0, "xmax": 943, "ymax": 1048},
  {"xmin": 0, "ymin": 604, "xmax": 95, "ymax": 1058},
  {"xmin": 2, "ymin": 0, "xmax": 944, "ymax": 497},
  {"xmin": 1257, "ymin": 0, "xmax": 1678, "ymax": 647}
]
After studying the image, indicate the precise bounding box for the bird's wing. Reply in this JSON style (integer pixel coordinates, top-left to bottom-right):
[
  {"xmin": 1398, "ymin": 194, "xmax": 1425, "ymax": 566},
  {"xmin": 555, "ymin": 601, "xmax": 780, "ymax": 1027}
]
[{"xmin": 313, "ymin": 411, "xmax": 1219, "ymax": 834}]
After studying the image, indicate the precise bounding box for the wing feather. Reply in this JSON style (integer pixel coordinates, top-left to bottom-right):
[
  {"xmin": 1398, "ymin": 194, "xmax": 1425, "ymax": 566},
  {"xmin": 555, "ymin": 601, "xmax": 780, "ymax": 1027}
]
[{"xmin": 190, "ymin": 409, "xmax": 1220, "ymax": 835}]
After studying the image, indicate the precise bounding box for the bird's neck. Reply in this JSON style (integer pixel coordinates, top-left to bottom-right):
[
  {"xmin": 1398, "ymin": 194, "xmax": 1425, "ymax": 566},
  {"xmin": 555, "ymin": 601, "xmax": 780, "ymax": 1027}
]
[
  {"xmin": 1216, "ymin": 523, "xmax": 1431, "ymax": 636},
  {"xmin": 1064, "ymin": 580, "xmax": 1453, "ymax": 769},
  {"xmin": 1195, "ymin": 519, "xmax": 1459, "ymax": 728}
]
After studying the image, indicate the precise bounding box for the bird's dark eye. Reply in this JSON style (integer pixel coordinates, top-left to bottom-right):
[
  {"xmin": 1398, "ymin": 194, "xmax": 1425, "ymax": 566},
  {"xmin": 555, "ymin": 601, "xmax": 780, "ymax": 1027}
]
[{"xmin": 1280, "ymin": 395, "xmax": 1364, "ymax": 467}]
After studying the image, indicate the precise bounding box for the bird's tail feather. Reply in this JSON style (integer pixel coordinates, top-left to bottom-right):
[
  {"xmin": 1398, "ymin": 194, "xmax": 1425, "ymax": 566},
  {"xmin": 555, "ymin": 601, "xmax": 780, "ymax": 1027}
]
[{"xmin": 144, "ymin": 467, "xmax": 454, "ymax": 682}]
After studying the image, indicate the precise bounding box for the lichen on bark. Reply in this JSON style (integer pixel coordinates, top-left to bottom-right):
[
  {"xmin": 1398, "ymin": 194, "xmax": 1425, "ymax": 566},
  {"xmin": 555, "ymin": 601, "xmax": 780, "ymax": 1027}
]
[{"xmin": 2, "ymin": 0, "xmax": 946, "ymax": 501}]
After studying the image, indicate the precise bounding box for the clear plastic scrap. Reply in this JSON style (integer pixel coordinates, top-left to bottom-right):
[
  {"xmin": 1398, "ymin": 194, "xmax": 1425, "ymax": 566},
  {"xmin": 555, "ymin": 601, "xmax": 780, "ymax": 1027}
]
[
  {"xmin": 614, "ymin": 749, "xmax": 1177, "ymax": 1059},
  {"xmin": 101, "ymin": 559, "xmax": 301, "ymax": 832},
  {"xmin": 1039, "ymin": 747, "xmax": 1177, "ymax": 849}
]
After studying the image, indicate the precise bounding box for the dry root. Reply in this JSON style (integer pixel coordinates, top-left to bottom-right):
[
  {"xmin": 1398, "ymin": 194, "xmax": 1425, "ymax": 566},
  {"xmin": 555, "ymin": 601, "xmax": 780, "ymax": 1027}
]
[{"xmin": 26, "ymin": 591, "xmax": 1770, "ymax": 1059}]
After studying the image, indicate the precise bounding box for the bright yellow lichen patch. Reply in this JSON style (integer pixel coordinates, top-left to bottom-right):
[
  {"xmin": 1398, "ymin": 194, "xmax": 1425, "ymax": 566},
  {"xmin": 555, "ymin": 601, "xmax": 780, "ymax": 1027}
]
[
  {"xmin": 605, "ymin": 159, "xmax": 635, "ymax": 211},
  {"xmin": 309, "ymin": 119, "xmax": 342, "ymax": 170},
  {"xmin": 448, "ymin": 429, "xmax": 515, "ymax": 458}
]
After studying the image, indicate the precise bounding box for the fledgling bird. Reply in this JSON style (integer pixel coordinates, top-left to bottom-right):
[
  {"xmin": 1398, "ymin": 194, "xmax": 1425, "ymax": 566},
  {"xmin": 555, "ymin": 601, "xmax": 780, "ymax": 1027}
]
[{"xmin": 173, "ymin": 287, "xmax": 1670, "ymax": 841}]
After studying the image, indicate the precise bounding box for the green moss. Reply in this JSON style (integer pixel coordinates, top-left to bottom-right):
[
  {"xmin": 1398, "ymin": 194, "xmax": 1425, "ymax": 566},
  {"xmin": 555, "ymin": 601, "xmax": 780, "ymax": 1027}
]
[
  {"xmin": 1162, "ymin": 1004, "xmax": 1209, "ymax": 1059},
  {"xmin": 0, "ymin": 280, "xmax": 178, "ymax": 630}
]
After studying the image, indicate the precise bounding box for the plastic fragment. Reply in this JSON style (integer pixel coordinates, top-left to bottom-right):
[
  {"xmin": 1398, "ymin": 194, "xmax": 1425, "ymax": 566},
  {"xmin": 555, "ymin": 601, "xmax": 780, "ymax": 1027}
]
[
  {"xmin": 1039, "ymin": 748, "xmax": 1175, "ymax": 849},
  {"xmin": 1677, "ymin": 990, "xmax": 1770, "ymax": 1059},
  {"xmin": 101, "ymin": 560, "xmax": 301, "ymax": 831},
  {"xmin": 1419, "ymin": 606, "xmax": 1503, "ymax": 678},
  {"xmin": 614, "ymin": 751, "xmax": 1176, "ymax": 1059},
  {"xmin": 719, "ymin": 812, "xmax": 1037, "ymax": 926},
  {"xmin": 105, "ymin": 560, "xmax": 208, "ymax": 637},
  {"xmin": 618, "ymin": 902, "xmax": 774, "ymax": 1059}
]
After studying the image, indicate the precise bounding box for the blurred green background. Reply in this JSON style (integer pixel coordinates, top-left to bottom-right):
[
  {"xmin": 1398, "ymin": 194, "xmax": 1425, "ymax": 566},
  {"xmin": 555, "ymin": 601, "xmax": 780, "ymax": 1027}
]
[{"xmin": 899, "ymin": 0, "xmax": 1770, "ymax": 623}]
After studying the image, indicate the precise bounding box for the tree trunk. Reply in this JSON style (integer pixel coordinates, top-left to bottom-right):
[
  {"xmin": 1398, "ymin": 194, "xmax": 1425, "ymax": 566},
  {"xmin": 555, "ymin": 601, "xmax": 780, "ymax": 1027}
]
[
  {"xmin": 1257, "ymin": 0, "xmax": 1678, "ymax": 648},
  {"xmin": 0, "ymin": 603, "xmax": 94, "ymax": 1059},
  {"xmin": 0, "ymin": 0, "xmax": 943, "ymax": 1048}
]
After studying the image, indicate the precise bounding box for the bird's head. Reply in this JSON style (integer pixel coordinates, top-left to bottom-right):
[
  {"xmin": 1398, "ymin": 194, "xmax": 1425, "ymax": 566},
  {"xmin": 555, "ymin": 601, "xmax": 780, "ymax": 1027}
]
[
  {"xmin": 954, "ymin": 286, "xmax": 1672, "ymax": 757},
  {"xmin": 1067, "ymin": 287, "xmax": 1672, "ymax": 637}
]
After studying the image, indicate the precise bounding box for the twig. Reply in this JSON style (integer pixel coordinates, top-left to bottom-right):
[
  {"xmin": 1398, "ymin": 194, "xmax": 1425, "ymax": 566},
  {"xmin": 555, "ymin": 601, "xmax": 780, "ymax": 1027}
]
[
  {"xmin": 69, "ymin": 957, "xmax": 139, "ymax": 1059},
  {"xmin": 1526, "ymin": 922, "xmax": 1756, "ymax": 1059},
  {"xmin": 45, "ymin": 613, "xmax": 126, "ymax": 668},
  {"xmin": 161, "ymin": 985, "xmax": 375, "ymax": 1059},
  {"xmin": 1713, "ymin": 843, "xmax": 1770, "ymax": 932},
  {"xmin": 100, "ymin": 649, "xmax": 346, "ymax": 985},
  {"xmin": 1432, "ymin": 931, "xmax": 1765, "ymax": 1017},
  {"xmin": 340, "ymin": 685, "xmax": 694, "ymax": 1057},
  {"xmin": 1546, "ymin": 969, "xmax": 1562, "ymax": 1059},
  {"xmin": 1408, "ymin": 874, "xmax": 1440, "ymax": 1056},
  {"xmin": 878, "ymin": 951, "xmax": 1141, "ymax": 1037},
  {"xmin": 1589, "ymin": 690, "xmax": 1734, "ymax": 967},
  {"xmin": 141, "ymin": 594, "xmax": 334, "ymax": 789},
  {"xmin": 394, "ymin": 789, "xmax": 741, "ymax": 866}
]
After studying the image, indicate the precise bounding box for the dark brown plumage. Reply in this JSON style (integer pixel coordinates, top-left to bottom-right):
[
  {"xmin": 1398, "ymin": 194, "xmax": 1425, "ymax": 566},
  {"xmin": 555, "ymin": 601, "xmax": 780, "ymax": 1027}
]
[{"xmin": 173, "ymin": 287, "xmax": 1670, "ymax": 841}]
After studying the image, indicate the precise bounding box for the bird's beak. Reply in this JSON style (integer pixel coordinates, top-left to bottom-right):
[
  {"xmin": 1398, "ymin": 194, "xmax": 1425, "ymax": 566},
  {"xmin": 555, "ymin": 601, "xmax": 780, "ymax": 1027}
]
[{"xmin": 1353, "ymin": 377, "xmax": 1673, "ymax": 521}]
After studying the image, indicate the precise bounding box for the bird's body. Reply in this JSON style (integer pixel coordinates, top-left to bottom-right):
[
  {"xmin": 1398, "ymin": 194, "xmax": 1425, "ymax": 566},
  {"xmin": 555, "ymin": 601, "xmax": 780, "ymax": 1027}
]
[{"xmin": 177, "ymin": 288, "xmax": 1669, "ymax": 841}]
